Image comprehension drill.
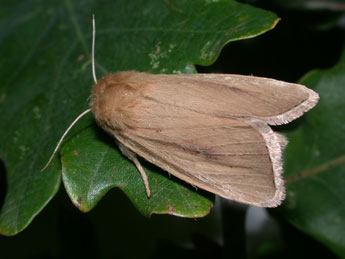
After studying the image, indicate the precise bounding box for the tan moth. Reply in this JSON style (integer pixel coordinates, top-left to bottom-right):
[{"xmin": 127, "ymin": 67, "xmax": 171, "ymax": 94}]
[{"xmin": 42, "ymin": 16, "xmax": 319, "ymax": 207}]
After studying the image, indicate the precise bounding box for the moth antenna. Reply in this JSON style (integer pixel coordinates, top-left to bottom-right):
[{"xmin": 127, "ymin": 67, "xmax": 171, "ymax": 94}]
[
  {"xmin": 92, "ymin": 14, "xmax": 97, "ymax": 84},
  {"xmin": 41, "ymin": 16, "xmax": 98, "ymax": 171},
  {"xmin": 41, "ymin": 108, "xmax": 92, "ymax": 172}
]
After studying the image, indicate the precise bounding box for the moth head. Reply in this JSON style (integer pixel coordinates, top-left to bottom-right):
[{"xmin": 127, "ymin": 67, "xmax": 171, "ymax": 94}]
[{"xmin": 91, "ymin": 72, "xmax": 145, "ymax": 132}]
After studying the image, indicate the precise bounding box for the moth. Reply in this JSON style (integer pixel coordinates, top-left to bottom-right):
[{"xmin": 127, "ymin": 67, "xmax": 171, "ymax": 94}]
[{"xmin": 42, "ymin": 16, "xmax": 319, "ymax": 207}]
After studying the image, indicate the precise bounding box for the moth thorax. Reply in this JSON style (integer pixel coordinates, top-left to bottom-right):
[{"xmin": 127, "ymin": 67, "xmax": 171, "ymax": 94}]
[{"xmin": 92, "ymin": 72, "xmax": 146, "ymax": 132}]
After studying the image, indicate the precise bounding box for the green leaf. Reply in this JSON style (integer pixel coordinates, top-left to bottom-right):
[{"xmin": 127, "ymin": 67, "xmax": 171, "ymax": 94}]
[
  {"xmin": 61, "ymin": 126, "xmax": 214, "ymax": 216},
  {"xmin": 0, "ymin": 0, "xmax": 278, "ymax": 235},
  {"xmin": 60, "ymin": 1, "xmax": 278, "ymax": 216},
  {"xmin": 281, "ymin": 48, "xmax": 345, "ymax": 257}
]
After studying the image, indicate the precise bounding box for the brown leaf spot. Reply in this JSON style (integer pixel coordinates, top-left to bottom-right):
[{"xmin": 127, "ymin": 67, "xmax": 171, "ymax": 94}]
[
  {"xmin": 77, "ymin": 55, "xmax": 84, "ymax": 62},
  {"xmin": 73, "ymin": 150, "xmax": 79, "ymax": 156}
]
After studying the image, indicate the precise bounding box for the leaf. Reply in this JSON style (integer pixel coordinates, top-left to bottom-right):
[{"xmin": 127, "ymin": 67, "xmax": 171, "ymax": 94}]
[
  {"xmin": 0, "ymin": 0, "xmax": 279, "ymax": 235},
  {"xmin": 61, "ymin": 126, "xmax": 214, "ymax": 216},
  {"xmin": 281, "ymin": 49, "xmax": 345, "ymax": 257},
  {"xmin": 60, "ymin": 1, "xmax": 279, "ymax": 216}
]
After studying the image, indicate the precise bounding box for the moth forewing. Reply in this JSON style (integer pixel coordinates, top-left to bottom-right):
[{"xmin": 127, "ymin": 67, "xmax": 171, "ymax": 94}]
[
  {"xmin": 145, "ymin": 73, "xmax": 319, "ymax": 125},
  {"xmin": 91, "ymin": 71, "xmax": 319, "ymax": 207},
  {"xmin": 246, "ymin": 120, "xmax": 285, "ymax": 207}
]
